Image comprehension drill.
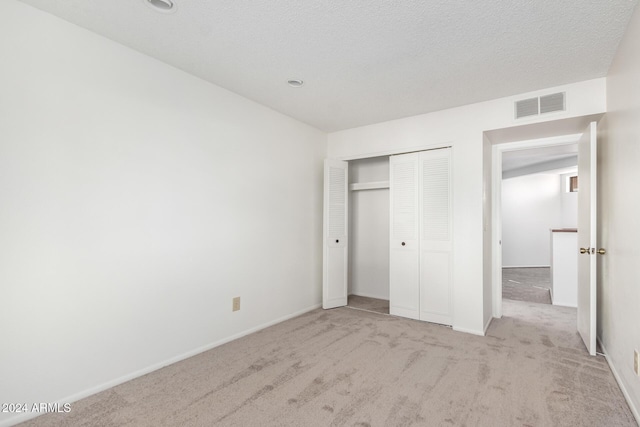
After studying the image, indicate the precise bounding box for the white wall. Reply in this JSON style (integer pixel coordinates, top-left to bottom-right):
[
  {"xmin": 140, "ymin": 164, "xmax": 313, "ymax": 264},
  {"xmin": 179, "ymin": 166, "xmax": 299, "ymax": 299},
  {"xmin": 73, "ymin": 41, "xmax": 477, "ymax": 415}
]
[
  {"xmin": 329, "ymin": 78, "xmax": 606, "ymax": 334},
  {"xmin": 0, "ymin": 1, "xmax": 326, "ymax": 425},
  {"xmin": 348, "ymin": 157, "xmax": 389, "ymax": 300},
  {"xmin": 501, "ymin": 173, "xmax": 562, "ymax": 267},
  {"xmin": 599, "ymin": 2, "xmax": 640, "ymax": 420}
]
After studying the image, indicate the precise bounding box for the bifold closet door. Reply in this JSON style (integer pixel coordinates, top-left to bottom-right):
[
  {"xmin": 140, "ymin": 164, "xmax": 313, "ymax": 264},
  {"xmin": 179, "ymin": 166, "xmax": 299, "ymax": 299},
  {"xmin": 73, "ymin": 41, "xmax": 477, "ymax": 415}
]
[
  {"xmin": 389, "ymin": 148, "xmax": 452, "ymax": 325},
  {"xmin": 322, "ymin": 159, "xmax": 348, "ymax": 309},
  {"xmin": 389, "ymin": 153, "xmax": 420, "ymax": 319},
  {"xmin": 419, "ymin": 148, "xmax": 452, "ymax": 325}
]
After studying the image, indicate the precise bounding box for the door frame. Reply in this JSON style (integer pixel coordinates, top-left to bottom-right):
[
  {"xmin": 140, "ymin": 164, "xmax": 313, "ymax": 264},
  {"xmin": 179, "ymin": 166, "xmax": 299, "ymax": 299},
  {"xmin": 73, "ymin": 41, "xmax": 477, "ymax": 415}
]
[
  {"xmin": 332, "ymin": 142, "xmax": 453, "ymax": 162},
  {"xmin": 491, "ymin": 134, "xmax": 582, "ymax": 318}
]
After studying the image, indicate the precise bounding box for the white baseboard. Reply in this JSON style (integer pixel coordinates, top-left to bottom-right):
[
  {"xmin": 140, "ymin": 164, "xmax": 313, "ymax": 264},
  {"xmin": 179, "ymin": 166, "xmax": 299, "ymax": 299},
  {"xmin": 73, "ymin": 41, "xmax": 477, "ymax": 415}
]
[
  {"xmin": 0, "ymin": 303, "xmax": 321, "ymax": 427},
  {"xmin": 502, "ymin": 265, "xmax": 551, "ymax": 269},
  {"xmin": 597, "ymin": 337, "xmax": 640, "ymax": 426},
  {"xmin": 483, "ymin": 317, "xmax": 494, "ymax": 335},
  {"xmin": 452, "ymin": 326, "xmax": 485, "ymax": 336},
  {"xmin": 551, "ymin": 301, "xmax": 577, "ymax": 308}
]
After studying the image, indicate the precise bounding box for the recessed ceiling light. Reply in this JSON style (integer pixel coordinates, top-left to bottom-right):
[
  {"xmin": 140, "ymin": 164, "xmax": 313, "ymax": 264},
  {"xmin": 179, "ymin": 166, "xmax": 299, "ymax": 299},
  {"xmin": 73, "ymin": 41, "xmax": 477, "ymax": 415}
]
[
  {"xmin": 145, "ymin": 0, "xmax": 175, "ymax": 13},
  {"xmin": 287, "ymin": 79, "xmax": 304, "ymax": 88}
]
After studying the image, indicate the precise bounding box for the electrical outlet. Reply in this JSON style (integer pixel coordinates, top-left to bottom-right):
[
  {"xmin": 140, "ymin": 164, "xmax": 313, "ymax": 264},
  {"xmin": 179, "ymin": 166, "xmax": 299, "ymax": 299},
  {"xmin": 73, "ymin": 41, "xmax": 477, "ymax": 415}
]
[
  {"xmin": 634, "ymin": 349, "xmax": 639, "ymax": 376},
  {"xmin": 232, "ymin": 297, "xmax": 241, "ymax": 312}
]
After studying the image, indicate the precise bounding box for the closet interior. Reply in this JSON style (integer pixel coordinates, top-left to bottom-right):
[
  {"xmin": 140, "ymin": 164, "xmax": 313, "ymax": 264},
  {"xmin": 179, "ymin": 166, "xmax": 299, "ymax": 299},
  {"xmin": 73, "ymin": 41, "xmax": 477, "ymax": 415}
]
[{"xmin": 348, "ymin": 156, "xmax": 391, "ymax": 313}]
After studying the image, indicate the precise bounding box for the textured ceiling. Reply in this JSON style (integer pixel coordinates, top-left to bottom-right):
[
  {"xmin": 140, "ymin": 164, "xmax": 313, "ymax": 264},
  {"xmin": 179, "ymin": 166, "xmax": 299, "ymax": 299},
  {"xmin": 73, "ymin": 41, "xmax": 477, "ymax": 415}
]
[{"xmin": 17, "ymin": 0, "xmax": 638, "ymax": 131}]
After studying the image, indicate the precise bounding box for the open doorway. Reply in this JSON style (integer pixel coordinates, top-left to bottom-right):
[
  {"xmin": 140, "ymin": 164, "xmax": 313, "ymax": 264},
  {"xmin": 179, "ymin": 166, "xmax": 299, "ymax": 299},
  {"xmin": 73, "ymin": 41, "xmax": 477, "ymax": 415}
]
[
  {"xmin": 487, "ymin": 116, "xmax": 601, "ymax": 356},
  {"xmin": 501, "ymin": 144, "xmax": 578, "ymax": 306},
  {"xmin": 486, "ymin": 113, "xmax": 603, "ymax": 321}
]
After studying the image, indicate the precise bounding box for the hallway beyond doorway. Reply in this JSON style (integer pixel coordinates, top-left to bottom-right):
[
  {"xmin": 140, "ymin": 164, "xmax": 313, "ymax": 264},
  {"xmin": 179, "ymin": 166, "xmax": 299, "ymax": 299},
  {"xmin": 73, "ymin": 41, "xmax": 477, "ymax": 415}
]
[{"xmin": 503, "ymin": 267, "xmax": 552, "ymax": 304}]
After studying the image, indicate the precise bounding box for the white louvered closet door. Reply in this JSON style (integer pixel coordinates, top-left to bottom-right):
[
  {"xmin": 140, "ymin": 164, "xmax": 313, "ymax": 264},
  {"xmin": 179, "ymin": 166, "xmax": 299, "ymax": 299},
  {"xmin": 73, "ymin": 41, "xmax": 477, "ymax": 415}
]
[
  {"xmin": 322, "ymin": 159, "xmax": 348, "ymax": 309},
  {"xmin": 419, "ymin": 148, "xmax": 452, "ymax": 325},
  {"xmin": 389, "ymin": 153, "xmax": 420, "ymax": 320}
]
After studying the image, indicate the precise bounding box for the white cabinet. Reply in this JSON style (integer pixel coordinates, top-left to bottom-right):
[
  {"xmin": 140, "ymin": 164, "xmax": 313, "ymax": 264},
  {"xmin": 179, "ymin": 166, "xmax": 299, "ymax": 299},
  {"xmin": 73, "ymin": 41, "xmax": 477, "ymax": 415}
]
[{"xmin": 390, "ymin": 149, "xmax": 453, "ymax": 325}]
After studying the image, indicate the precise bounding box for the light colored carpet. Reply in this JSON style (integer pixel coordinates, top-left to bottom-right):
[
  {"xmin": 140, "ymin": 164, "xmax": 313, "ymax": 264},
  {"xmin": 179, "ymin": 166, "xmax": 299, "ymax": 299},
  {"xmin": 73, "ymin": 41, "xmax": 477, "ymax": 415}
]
[
  {"xmin": 21, "ymin": 300, "xmax": 636, "ymax": 427},
  {"xmin": 503, "ymin": 267, "xmax": 552, "ymax": 305},
  {"xmin": 348, "ymin": 295, "xmax": 389, "ymax": 314}
]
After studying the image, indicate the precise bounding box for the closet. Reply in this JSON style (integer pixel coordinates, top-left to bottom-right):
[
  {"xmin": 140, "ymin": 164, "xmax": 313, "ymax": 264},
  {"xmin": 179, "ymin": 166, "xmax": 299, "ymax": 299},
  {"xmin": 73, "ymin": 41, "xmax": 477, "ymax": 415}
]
[{"xmin": 323, "ymin": 147, "xmax": 452, "ymax": 326}]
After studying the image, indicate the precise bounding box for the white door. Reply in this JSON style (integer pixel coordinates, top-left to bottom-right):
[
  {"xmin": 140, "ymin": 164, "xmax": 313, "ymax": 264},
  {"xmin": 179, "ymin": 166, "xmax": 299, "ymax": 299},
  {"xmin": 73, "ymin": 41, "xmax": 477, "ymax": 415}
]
[
  {"xmin": 419, "ymin": 148, "xmax": 453, "ymax": 325},
  {"xmin": 389, "ymin": 153, "xmax": 420, "ymax": 319},
  {"xmin": 577, "ymin": 121, "xmax": 597, "ymax": 355},
  {"xmin": 323, "ymin": 159, "xmax": 348, "ymax": 309}
]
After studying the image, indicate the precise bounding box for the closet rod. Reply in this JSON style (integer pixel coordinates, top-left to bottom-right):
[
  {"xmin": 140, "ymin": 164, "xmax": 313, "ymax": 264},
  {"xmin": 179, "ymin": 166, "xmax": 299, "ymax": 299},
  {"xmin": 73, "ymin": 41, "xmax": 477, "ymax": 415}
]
[{"xmin": 349, "ymin": 181, "xmax": 390, "ymax": 191}]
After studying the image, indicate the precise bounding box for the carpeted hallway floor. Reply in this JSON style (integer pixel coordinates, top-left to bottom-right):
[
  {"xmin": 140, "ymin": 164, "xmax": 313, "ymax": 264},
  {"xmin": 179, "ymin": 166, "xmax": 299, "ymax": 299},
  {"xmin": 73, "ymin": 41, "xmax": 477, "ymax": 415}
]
[
  {"xmin": 20, "ymin": 300, "xmax": 636, "ymax": 427},
  {"xmin": 503, "ymin": 267, "xmax": 553, "ymax": 305}
]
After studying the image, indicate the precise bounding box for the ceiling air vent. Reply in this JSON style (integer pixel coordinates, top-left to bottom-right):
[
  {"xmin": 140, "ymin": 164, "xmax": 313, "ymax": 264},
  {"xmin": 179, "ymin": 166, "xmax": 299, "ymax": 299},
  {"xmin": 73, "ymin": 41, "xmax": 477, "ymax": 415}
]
[
  {"xmin": 515, "ymin": 97, "xmax": 539, "ymax": 119},
  {"xmin": 514, "ymin": 92, "xmax": 566, "ymax": 119},
  {"xmin": 540, "ymin": 92, "xmax": 565, "ymax": 114}
]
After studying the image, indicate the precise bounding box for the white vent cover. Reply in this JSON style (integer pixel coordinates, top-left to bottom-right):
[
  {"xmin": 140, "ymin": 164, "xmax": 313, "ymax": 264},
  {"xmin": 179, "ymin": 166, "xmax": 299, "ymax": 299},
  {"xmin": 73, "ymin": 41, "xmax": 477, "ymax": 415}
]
[
  {"xmin": 540, "ymin": 92, "xmax": 565, "ymax": 114},
  {"xmin": 515, "ymin": 97, "xmax": 539, "ymax": 119},
  {"xmin": 515, "ymin": 92, "xmax": 565, "ymax": 119}
]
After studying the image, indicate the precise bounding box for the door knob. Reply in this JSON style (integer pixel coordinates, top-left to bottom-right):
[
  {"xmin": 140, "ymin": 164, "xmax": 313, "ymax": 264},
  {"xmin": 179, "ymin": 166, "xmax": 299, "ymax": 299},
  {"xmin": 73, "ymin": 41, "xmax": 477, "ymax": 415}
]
[
  {"xmin": 580, "ymin": 247, "xmax": 590, "ymax": 254},
  {"xmin": 597, "ymin": 248, "xmax": 606, "ymax": 255}
]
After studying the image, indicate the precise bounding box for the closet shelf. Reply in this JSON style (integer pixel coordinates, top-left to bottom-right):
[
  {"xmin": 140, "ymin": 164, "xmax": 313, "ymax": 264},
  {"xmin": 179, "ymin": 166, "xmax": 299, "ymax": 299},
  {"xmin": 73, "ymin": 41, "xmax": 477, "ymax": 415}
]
[{"xmin": 349, "ymin": 181, "xmax": 390, "ymax": 191}]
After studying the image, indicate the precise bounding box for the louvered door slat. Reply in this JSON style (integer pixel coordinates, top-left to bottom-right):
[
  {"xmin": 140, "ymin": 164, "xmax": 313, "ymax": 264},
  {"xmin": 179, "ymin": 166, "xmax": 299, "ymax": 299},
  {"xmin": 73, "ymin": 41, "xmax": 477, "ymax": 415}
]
[
  {"xmin": 323, "ymin": 159, "xmax": 348, "ymax": 309},
  {"xmin": 389, "ymin": 153, "xmax": 420, "ymax": 320},
  {"xmin": 419, "ymin": 148, "xmax": 452, "ymax": 325}
]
